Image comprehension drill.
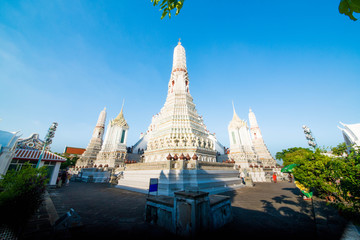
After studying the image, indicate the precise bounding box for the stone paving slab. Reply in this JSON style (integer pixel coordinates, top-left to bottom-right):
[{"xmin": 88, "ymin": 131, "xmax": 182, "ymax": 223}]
[
  {"xmin": 22, "ymin": 181, "xmax": 355, "ymax": 239},
  {"xmin": 214, "ymin": 182, "xmax": 316, "ymax": 239}
]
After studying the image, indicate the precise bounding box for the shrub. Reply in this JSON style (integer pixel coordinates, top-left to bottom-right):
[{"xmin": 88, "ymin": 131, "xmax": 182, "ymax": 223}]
[
  {"xmin": 0, "ymin": 163, "xmax": 48, "ymax": 226},
  {"xmin": 288, "ymin": 147, "xmax": 360, "ymax": 218},
  {"xmin": 277, "ymin": 145, "xmax": 360, "ymax": 221}
]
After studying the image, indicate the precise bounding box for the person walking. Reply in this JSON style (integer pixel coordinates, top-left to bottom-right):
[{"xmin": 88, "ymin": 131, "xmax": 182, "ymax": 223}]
[
  {"xmin": 66, "ymin": 169, "xmax": 71, "ymax": 186},
  {"xmin": 272, "ymin": 173, "xmax": 277, "ymax": 183}
]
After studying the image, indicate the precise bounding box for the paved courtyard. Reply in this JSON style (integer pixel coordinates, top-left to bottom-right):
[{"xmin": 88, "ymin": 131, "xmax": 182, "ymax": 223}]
[
  {"xmin": 219, "ymin": 182, "xmax": 349, "ymax": 239},
  {"xmin": 22, "ymin": 181, "xmax": 352, "ymax": 239}
]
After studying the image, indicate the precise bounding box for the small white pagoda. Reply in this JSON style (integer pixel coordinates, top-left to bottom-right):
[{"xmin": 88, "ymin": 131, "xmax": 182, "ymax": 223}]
[
  {"xmin": 227, "ymin": 106, "xmax": 278, "ymax": 182},
  {"xmin": 228, "ymin": 104, "xmax": 258, "ymax": 169},
  {"xmin": 95, "ymin": 104, "xmax": 129, "ymax": 168},
  {"xmin": 76, "ymin": 107, "xmax": 107, "ymax": 168},
  {"xmin": 248, "ymin": 108, "xmax": 277, "ymax": 167}
]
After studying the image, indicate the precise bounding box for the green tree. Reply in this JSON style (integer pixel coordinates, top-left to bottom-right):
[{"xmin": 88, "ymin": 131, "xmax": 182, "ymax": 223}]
[
  {"xmin": 150, "ymin": 1, "xmax": 359, "ymax": 21},
  {"xmin": 287, "ymin": 146, "xmax": 360, "ymax": 217},
  {"xmin": 275, "ymin": 147, "xmax": 313, "ymax": 166},
  {"xmin": 55, "ymin": 152, "xmax": 79, "ymax": 169},
  {"xmin": 151, "ymin": 0, "xmax": 185, "ymax": 19},
  {"xmin": 339, "ymin": 0, "xmax": 360, "ymax": 21},
  {"xmin": 61, "ymin": 155, "xmax": 79, "ymax": 169},
  {"xmin": 331, "ymin": 142, "xmax": 348, "ymax": 156},
  {"xmin": 334, "ymin": 148, "xmax": 360, "ymax": 213},
  {"xmin": 293, "ymin": 149, "xmax": 339, "ymax": 198}
]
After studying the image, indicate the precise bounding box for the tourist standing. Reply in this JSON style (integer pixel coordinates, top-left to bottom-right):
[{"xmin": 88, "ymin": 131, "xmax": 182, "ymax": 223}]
[
  {"xmin": 288, "ymin": 173, "xmax": 293, "ymax": 183},
  {"xmin": 66, "ymin": 169, "xmax": 71, "ymax": 186},
  {"xmin": 57, "ymin": 173, "xmax": 62, "ymax": 188},
  {"xmin": 66, "ymin": 175, "xmax": 71, "ymax": 186},
  {"xmin": 240, "ymin": 171, "xmax": 245, "ymax": 185},
  {"xmin": 272, "ymin": 173, "xmax": 277, "ymax": 183}
]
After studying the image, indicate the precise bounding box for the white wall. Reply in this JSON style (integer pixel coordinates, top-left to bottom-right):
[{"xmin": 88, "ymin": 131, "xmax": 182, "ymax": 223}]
[
  {"xmin": 133, "ymin": 134, "xmax": 149, "ymax": 153},
  {"xmin": 0, "ymin": 150, "xmax": 15, "ymax": 177}
]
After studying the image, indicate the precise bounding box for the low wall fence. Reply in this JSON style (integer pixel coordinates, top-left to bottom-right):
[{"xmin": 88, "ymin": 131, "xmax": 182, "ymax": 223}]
[{"xmin": 124, "ymin": 160, "xmax": 235, "ymax": 171}]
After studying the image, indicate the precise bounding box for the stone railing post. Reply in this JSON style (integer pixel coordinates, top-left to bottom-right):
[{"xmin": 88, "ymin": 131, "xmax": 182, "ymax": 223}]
[{"xmin": 173, "ymin": 189, "xmax": 210, "ymax": 236}]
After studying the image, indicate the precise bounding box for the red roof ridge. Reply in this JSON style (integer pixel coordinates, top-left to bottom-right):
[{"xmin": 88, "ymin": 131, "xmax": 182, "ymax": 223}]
[{"xmin": 14, "ymin": 149, "xmax": 66, "ymax": 162}]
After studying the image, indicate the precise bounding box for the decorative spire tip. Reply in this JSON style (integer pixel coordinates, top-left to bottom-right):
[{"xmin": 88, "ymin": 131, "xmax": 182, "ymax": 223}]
[{"xmin": 121, "ymin": 99, "xmax": 125, "ymax": 113}]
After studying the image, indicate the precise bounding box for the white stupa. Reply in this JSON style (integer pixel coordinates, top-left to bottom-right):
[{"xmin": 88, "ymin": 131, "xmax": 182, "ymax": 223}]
[
  {"xmin": 144, "ymin": 39, "xmax": 217, "ymax": 163},
  {"xmin": 227, "ymin": 106, "xmax": 278, "ymax": 182},
  {"xmin": 95, "ymin": 103, "xmax": 129, "ymax": 168},
  {"xmin": 117, "ymin": 40, "xmax": 242, "ymax": 195},
  {"xmin": 77, "ymin": 107, "xmax": 107, "ymax": 167},
  {"xmin": 228, "ymin": 103, "xmax": 258, "ymax": 169},
  {"xmin": 248, "ymin": 108, "xmax": 277, "ymax": 167}
]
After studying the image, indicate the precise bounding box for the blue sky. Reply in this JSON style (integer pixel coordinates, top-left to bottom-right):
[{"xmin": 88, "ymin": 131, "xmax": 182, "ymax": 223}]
[{"xmin": 1, "ymin": 0, "xmax": 359, "ymax": 158}]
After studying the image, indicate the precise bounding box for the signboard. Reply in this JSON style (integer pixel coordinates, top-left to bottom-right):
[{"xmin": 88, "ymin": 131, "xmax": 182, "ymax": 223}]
[{"xmin": 148, "ymin": 178, "xmax": 158, "ymax": 196}]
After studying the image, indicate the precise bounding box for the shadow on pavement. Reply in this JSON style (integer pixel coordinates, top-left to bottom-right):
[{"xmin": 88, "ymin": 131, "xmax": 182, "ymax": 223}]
[{"xmin": 22, "ymin": 182, "xmax": 351, "ymax": 240}]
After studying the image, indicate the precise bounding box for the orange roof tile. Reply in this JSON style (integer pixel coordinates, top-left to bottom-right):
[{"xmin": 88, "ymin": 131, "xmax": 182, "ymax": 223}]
[{"xmin": 64, "ymin": 146, "xmax": 86, "ymax": 155}]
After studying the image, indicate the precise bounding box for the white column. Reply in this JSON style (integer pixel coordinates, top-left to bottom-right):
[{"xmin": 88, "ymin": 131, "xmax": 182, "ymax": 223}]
[
  {"xmin": 102, "ymin": 123, "xmax": 111, "ymax": 150},
  {"xmin": 124, "ymin": 129, "xmax": 129, "ymax": 145},
  {"xmin": 39, "ymin": 161, "xmax": 45, "ymax": 168},
  {"xmin": 50, "ymin": 162, "xmax": 61, "ymax": 185},
  {"xmin": 236, "ymin": 128, "xmax": 242, "ymax": 146}
]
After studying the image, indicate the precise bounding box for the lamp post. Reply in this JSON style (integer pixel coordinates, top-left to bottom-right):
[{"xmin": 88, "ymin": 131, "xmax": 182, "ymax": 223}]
[
  {"xmin": 36, "ymin": 122, "xmax": 58, "ymax": 168},
  {"xmin": 302, "ymin": 125, "xmax": 317, "ymax": 149}
]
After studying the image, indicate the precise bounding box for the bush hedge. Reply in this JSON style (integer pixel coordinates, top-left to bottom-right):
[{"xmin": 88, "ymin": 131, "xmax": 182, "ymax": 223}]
[{"xmin": 0, "ymin": 163, "xmax": 48, "ymax": 226}]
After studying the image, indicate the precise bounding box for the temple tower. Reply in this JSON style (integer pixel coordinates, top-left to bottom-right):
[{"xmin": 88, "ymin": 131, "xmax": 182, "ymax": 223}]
[
  {"xmin": 117, "ymin": 40, "xmax": 242, "ymax": 195},
  {"xmin": 95, "ymin": 104, "xmax": 129, "ymax": 168},
  {"xmin": 144, "ymin": 40, "xmax": 216, "ymax": 162},
  {"xmin": 228, "ymin": 104, "xmax": 258, "ymax": 168},
  {"xmin": 248, "ymin": 108, "xmax": 276, "ymax": 167},
  {"xmin": 77, "ymin": 107, "xmax": 107, "ymax": 167}
]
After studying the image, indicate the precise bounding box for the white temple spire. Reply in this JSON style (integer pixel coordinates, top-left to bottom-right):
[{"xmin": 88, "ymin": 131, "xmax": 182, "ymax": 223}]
[
  {"xmin": 172, "ymin": 39, "xmax": 187, "ymax": 71},
  {"xmin": 96, "ymin": 102, "xmax": 129, "ymax": 168},
  {"xmin": 248, "ymin": 108, "xmax": 276, "ymax": 167},
  {"xmin": 76, "ymin": 107, "xmax": 107, "ymax": 167},
  {"xmin": 228, "ymin": 102, "xmax": 257, "ymax": 169},
  {"xmin": 96, "ymin": 107, "xmax": 107, "ymax": 128},
  {"xmin": 168, "ymin": 39, "xmax": 190, "ymax": 95},
  {"xmin": 144, "ymin": 40, "xmax": 217, "ymax": 163},
  {"xmin": 231, "ymin": 101, "xmax": 242, "ymax": 123},
  {"xmin": 93, "ymin": 107, "xmax": 107, "ymax": 138},
  {"xmin": 121, "ymin": 99, "xmax": 125, "ymax": 113},
  {"xmin": 248, "ymin": 108, "xmax": 259, "ymax": 128},
  {"xmin": 112, "ymin": 100, "xmax": 128, "ymax": 127}
]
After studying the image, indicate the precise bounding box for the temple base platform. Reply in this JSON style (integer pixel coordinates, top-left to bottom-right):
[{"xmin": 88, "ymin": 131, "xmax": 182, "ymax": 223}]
[{"xmin": 116, "ymin": 160, "xmax": 243, "ymax": 196}]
